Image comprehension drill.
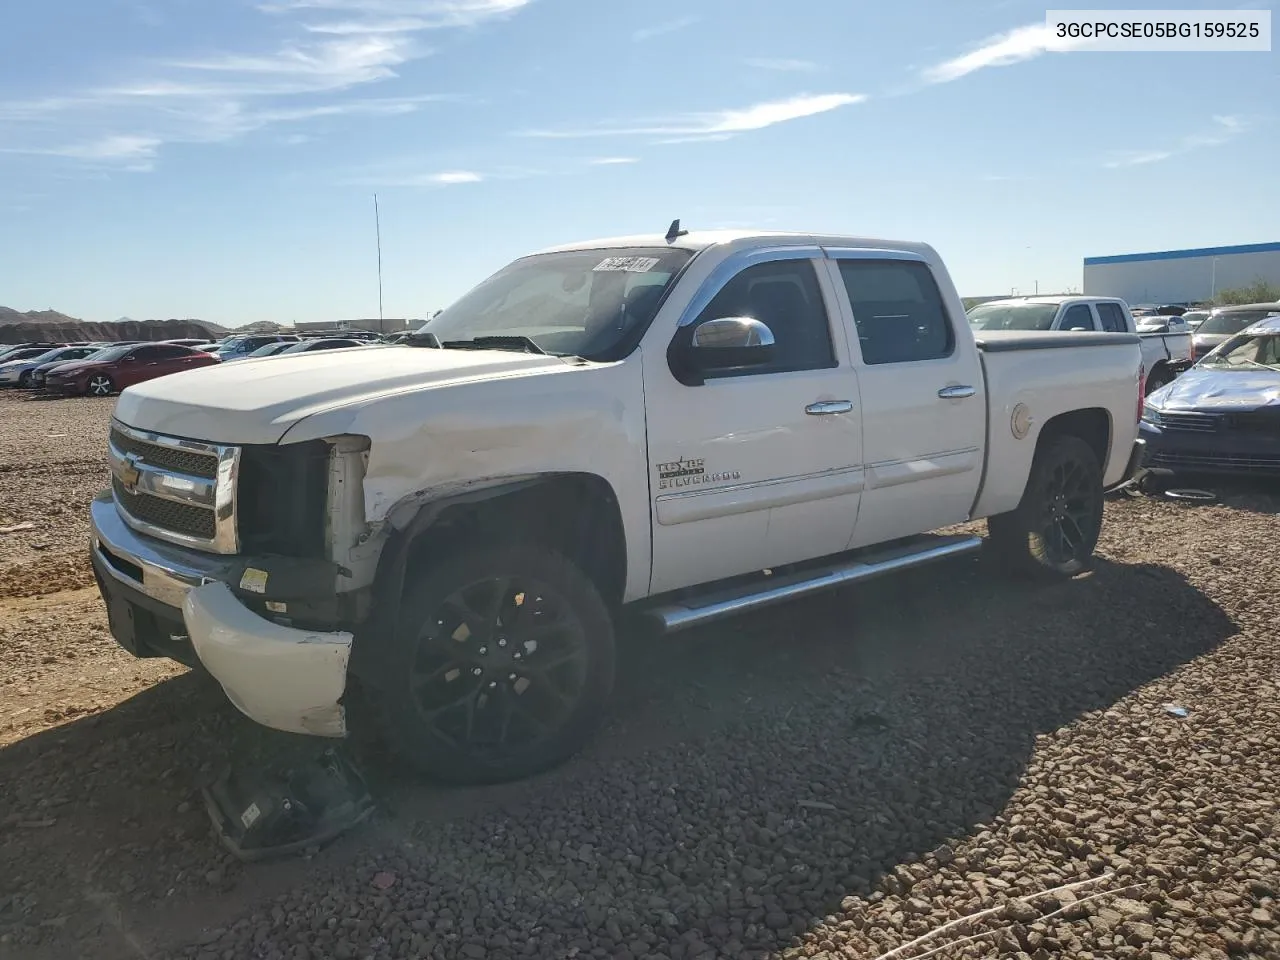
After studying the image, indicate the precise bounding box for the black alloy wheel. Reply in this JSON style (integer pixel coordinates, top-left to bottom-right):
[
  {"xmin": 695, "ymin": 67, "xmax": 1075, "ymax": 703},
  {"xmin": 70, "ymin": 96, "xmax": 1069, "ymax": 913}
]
[{"xmin": 379, "ymin": 544, "xmax": 615, "ymax": 784}]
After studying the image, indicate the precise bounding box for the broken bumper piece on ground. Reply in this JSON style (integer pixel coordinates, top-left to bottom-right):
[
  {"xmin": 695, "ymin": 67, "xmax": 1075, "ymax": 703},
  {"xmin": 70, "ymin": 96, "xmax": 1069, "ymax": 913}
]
[
  {"xmin": 184, "ymin": 581, "xmax": 354, "ymax": 738},
  {"xmin": 203, "ymin": 748, "xmax": 375, "ymax": 862}
]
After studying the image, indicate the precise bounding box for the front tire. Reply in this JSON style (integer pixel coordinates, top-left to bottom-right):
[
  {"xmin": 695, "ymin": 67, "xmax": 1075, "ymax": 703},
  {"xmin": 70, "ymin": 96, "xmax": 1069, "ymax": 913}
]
[
  {"xmin": 87, "ymin": 374, "xmax": 114, "ymax": 397},
  {"xmin": 987, "ymin": 434, "xmax": 1104, "ymax": 578},
  {"xmin": 1144, "ymin": 367, "xmax": 1172, "ymax": 396},
  {"xmin": 376, "ymin": 544, "xmax": 616, "ymax": 784}
]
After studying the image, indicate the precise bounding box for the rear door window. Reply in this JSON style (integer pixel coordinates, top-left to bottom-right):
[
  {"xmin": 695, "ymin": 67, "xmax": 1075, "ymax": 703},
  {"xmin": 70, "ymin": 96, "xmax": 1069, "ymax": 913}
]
[
  {"xmin": 837, "ymin": 259, "xmax": 954, "ymax": 364},
  {"xmin": 1095, "ymin": 302, "xmax": 1128, "ymax": 332}
]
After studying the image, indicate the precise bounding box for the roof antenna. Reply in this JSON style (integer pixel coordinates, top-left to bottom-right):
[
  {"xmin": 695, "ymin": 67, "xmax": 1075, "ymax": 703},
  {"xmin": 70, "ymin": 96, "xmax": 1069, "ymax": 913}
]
[{"xmin": 665, "ymin": 218, "xmax": 689, "ymax": 243}]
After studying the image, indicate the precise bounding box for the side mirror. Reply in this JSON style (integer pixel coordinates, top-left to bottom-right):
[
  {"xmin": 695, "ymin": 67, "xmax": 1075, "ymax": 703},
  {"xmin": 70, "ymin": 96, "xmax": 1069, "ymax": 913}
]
[{"xmin": 688, "ymin": 317, "xmax": 775, "ymax": 371}]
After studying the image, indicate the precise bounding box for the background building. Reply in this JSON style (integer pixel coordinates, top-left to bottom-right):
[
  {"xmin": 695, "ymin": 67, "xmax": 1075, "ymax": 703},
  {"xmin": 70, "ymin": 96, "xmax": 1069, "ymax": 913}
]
[{"xmin": 1083, "ymin": 241, "xmax": 1280, "ymax": 305}]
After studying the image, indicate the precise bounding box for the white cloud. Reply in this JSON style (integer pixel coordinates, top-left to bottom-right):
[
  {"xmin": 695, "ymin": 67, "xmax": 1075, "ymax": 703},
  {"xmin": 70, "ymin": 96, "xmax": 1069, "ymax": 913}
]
[
  {"xmin": 1104, "ymin": 115, "xmax": 1250, "ymax": 168},
  {"xmin": 0, "ymin": 0, "xmax": 530, "ymax": 169},
  {"xmin": 523, "ymin": 92, "xmax": 866, "ymax": 141},
  {"xmin": 745, "ymin": 58, "xmax": 819, "ymax": 73},
  {"xmin": 922, "ymin": 22, "xmax": 1091, "ymax": 84},
  {"xmin": 632, "ymin": 16, "xmax": 698, "ymax": 42},
  {"xmin": 429, "ymin": 170, "xmax": 483, "ymax": 183},
  {"xmin": 588, "ymin": 156, "xmax": 639, "ymax": 165}
]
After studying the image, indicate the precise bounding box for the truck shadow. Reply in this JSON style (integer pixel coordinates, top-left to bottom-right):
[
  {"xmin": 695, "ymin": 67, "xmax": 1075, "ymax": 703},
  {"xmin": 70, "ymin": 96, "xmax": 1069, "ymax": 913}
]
[{"xmin": 0, "ymin": 552, "xmax": 1236, "ymax": 958}]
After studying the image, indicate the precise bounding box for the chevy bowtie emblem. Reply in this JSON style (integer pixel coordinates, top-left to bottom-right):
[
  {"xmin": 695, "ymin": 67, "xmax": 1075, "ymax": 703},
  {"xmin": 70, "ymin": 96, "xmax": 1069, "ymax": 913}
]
[{"xmin": 120, "ymin": 453, "xmax": 143, "ymax": 493}]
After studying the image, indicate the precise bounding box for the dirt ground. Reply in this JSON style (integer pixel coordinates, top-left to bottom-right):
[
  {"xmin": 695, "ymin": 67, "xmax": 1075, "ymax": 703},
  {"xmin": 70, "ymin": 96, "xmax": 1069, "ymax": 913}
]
[{"xmin": 0, "ymin": 392, "xmax": 1277, "ymax": 960}]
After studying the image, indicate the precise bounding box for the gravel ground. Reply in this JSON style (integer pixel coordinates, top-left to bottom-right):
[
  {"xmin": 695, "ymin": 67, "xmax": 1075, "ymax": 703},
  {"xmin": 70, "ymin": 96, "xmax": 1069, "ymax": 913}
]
[
  {"xmin": 1, "ymin": 395, "xmax": 1277, "ymax": 960},
  {"xmin": 0, "ymin": 393, "xmax": 114, "ymax": 599}
]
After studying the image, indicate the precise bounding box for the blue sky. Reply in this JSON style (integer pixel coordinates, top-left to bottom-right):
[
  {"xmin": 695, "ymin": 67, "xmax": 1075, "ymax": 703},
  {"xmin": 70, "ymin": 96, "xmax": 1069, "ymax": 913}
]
[{"xmin": 0, "ymin": 0, "xmax": 1275, "ymax": 325}]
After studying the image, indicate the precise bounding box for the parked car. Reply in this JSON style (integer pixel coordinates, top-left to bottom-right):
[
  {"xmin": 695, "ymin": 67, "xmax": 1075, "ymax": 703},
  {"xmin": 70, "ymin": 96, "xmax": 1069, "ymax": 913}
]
[
  {"xmin": 0, "ymin": 345, "xmax": 103, "ymax": 388},
  {"xmin": 1136, "ymin": 314, "xmax": 1190, "ymax": 334},
  {"xmin": 31, "ymin": 347, "xmax": 113, "ymax": 389},
  {"xmin": 44, "ymin": 342, "xmax": 219, "ymax": 396},
  {"xmin": 188, "ymin": 342, "xmax": 221, "ymax": 353},
  {"xmin": 164, "ymin": 338, "xmax": 215, "ymax": 348},
  {"xmin": 276, "ymin": 337, "xmax": 370, "ymax": 355},
  {"xmin": 1141, "ymin": 315, "xmax": 1280, "ymax": 479},
  {"xmin": 1182, "ymin": 309, "xmax": 1211, "ymax": 331},
  {"xmin": 89, "ymin": 228, "xmax": 1146, "ymax": 785},
  {"xmin": 213, "ymin": 335, "xmax": 300, "ymax": 362},
  {"xmin": 0, "ymin": 343, "xmax": 64, "ymax": 364},
  {"xmin": 0, "ymin": 346, "xmax": 68, "ymax": 379},
  {"xmin": 967, "ymin": 295, "xmax": 1192, "ymax": 394},
  {"xmin": 1192, "ymin": 302, "xmax": 1280, "ymax": 361},
  {"xmin": 245, "ymin": 341, "xmax": 301, "ymax": 359}
]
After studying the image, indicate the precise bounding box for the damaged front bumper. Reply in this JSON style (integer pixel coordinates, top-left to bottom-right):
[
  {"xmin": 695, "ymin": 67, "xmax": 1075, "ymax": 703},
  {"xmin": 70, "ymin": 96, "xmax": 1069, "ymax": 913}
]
[{"xmin": 90, "ymin": 492, "xmax": 354, "ymax": 737}]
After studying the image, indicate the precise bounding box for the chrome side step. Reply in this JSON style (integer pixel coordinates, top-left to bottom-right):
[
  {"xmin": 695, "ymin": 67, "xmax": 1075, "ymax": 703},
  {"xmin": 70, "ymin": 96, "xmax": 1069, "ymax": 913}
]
[{"xmin": 644, "ymin": 534, "xmax": 982, "ymax": 633}]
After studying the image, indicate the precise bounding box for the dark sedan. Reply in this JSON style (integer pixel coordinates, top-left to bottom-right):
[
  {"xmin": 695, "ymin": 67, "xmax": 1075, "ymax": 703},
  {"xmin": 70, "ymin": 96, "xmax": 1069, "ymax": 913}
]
[
  {"xmin": 1141, "ymin": 315, "xmax": 1280, "ymax": 478},
  {"xmin": 20, "ymin": 346, "xmax": 106, "ymax": 388},
  {"xmin": 44, "ymin": 342, "xmax": 219, "ymax": 396},
  {"xmin": 1191, "ymin": 302, "xmax": 1280, "ymax": 361}
]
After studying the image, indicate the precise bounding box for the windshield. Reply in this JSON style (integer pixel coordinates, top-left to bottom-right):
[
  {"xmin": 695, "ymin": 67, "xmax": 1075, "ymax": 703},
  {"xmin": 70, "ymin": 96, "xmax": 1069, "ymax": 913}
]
[
  {"xmin": 418, "ymin": 247, "xmax": 693, "ymax": 357},
  {"xmin": 1182, "ymin": 310, "xmax": 1209, "ymax": 325},
  {"xmin": 247, "ymin": 343, "xmax": 285, "ymax": 358},
  {"xmin": 966, "ymin": 302, "xmax": 1060, "ymax": 331},
  {"xmin": 1199, "ymin": 309, "xmax": 1275, "ymax": 335},
  {"xmin": 1202, "ymin": 332, "xmax": 1280, "ymax": 370},
  {"xmin": 89, "ymin": 343, "xmax": 135, "ymax": 362}
]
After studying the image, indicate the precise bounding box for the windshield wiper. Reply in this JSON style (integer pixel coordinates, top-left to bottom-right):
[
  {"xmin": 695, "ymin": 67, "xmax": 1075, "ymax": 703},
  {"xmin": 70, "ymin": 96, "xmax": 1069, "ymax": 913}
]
[{"xmin": 440, "ymin": 335, "xmax": 549, "ymax": 356}]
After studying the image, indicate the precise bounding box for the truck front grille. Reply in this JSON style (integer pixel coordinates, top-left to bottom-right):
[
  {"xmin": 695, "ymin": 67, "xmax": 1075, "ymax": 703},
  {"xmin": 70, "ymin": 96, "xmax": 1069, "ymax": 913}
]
[
  {"xmin": 112, "ymin": 477, "xmax": 217, "ymax": 539},
  {"xmin": 109, "ymin": 426, "xmax": 219, "ymax": 479},
  {"xmin": 108, "ymin": 421, "xmax": 240, "ymax": 553}
]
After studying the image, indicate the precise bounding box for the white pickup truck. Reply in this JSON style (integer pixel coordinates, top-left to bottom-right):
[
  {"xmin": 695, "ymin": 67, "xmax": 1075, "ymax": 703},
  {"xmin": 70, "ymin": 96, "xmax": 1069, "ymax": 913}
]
[
  {"xmin": 967, "ymin": 295, "xmax": 1193, "ymax": 395},
  {"xmin": 90, "ymin": 229, "xmax": 1145, "ymax": 784}
]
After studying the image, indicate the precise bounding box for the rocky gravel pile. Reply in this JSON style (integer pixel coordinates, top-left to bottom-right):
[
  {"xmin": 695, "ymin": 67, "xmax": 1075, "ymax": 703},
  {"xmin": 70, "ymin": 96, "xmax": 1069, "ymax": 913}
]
[{"xmin": 1, "ymin": 394, "xmax": 1276, "ymax": 960}]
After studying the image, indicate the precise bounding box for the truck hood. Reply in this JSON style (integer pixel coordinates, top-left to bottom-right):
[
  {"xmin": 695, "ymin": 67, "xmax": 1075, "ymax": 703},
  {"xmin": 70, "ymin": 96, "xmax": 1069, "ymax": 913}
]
[
  {"xmin": 1150, "ymin": 365, "xmax": 1280, "ymax": 411},
  {"xmin": 113, "ymin": 346, "xmax": 569, "ymax": 444}
]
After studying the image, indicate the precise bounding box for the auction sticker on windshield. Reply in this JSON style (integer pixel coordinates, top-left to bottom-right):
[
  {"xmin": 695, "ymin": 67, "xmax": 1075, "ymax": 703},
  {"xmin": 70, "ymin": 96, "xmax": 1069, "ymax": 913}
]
[{"xmin": 594, "ymin": 256, "xmax": 661, "ymax": 273}]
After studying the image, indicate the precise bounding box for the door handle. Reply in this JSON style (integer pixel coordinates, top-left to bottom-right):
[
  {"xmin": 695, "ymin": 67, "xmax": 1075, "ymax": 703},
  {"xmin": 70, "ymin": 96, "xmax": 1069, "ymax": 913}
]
[
  {"xmin": 805, "ymin": 400, "xmax": 854, "ymax": 415},
  {"xmin": 937, "ymin": 385, "xmax": 976, "ymax": 400}
]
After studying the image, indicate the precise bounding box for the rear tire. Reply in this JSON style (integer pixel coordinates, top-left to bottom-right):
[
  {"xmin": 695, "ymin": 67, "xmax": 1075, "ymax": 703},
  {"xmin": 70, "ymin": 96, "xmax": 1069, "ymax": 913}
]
[
  {"xmin": 18, "ymin": 371, "xmax": 32, "ymax": 388},
  {"xmin": 987, "ymin": 434, "xmax": 1104, "ymax": 578},
  {"xmin": 87, "ymin": 374, "xmax": 114, "ymax": 397},
  {"xmin": 375, "ymin": 543, "xmax": 616, "ymax": 785}
]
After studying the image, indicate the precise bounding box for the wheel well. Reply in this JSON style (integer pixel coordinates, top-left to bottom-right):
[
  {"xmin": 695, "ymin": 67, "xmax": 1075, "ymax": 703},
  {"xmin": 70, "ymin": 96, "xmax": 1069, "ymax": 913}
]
[
  {"xmin": 1036, "ymin": 408, "xmax": 1110, "ymax": 469},
  {"xmin": 397, "ymin": 474, "xmax": 627, "ymax": 607}
]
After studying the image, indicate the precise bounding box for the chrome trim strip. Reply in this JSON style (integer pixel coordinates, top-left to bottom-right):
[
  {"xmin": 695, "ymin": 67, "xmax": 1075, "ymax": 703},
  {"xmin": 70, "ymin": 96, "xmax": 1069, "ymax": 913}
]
[
  {"xmin": 821, "ymin": 247, "xmax": 929, "ymax": 262},
  {"xmin": 107, "ymin": 442, "xmax": 217, "ymax": 507},
  {"xmin": 109, "ymin": 419, "xmax": 241, "ymax": 554},
  {"xmin": 676, "ymin": 245, "xmax": 824, "ymax": 328},
  {"xmin": 91, "ymin": 492, "xmax": 240, "ymax": 609},
  {"xmin": 110, "ymin": 420, "xmax": 226, "ymax": 459},
  {"xmin": 646, "ymin": 535, "xmax": 981, "ymax": 632}
]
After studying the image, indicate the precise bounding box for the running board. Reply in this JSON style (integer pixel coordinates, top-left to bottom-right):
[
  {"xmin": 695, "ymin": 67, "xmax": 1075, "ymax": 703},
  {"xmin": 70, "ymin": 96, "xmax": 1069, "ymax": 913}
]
[{"xmin": 643, "ymin": 534, "xmax": 982, "ymax": 634}]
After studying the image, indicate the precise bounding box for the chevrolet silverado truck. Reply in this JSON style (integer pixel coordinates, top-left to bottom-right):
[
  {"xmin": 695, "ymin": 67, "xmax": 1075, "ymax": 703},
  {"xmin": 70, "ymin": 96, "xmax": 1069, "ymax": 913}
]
[
  {"xmin": 967, "ymin": 295, "xmax": 1192, "ymax": 395},
  {"xmin": 90, "ymin": 229, "xmax": 1146, "ymax": 784}
]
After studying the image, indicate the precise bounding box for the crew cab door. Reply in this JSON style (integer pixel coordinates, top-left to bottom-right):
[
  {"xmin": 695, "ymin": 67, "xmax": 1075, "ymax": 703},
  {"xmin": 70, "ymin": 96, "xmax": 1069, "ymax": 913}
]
[
  {"xmin": 642, "ymin": 248, "xmax": 863, "ymax": 594},
  {"xmin": 824, "ymin": 251, "xmax": 986, "ymax": 548}
]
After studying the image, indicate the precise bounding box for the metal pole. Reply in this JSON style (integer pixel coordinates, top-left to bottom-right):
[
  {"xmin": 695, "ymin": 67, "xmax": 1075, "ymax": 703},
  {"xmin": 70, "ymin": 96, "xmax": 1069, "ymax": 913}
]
[
  {"xmin": 1210, "ymin": 258, "xmax": 1217, "ymax": 300},
  {"xmin": 374, "ymin": 194, "xmax": 384, "ymax": 333}
]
